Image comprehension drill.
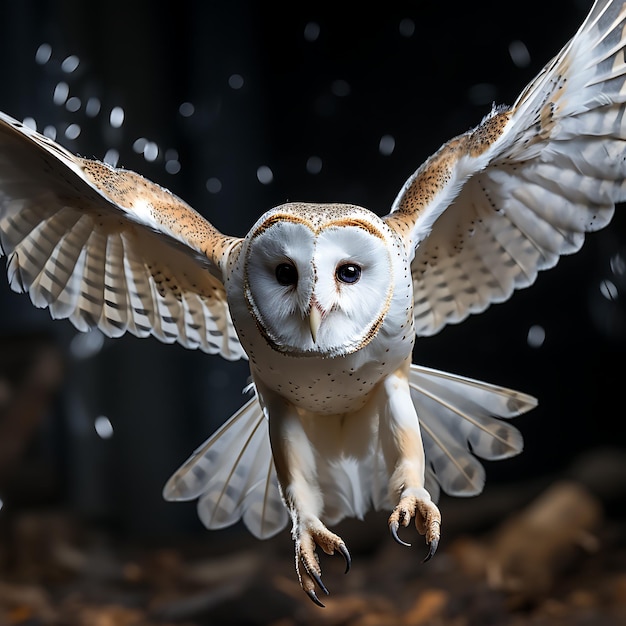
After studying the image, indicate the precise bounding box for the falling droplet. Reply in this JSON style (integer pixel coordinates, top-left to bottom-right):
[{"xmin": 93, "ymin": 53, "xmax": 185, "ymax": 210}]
[
  {"xmin": 61, "ymin": 54, "xmax": 80, "ymax": 73},
  {"xmin": 206, "ymin": 177, "xmax": 222, "ymax": 193},
  {"xmin": 53, "ymin": 82, "xmax": 69, "ymax": 106},
  {"xmin": 399, "ymin": 18, "xmax": 415, "ymax": 38},
  {"xmin": 256, "ymin": 165, "xmax": 273, "ymax": 184},
  {"xmin": 304, "ymin": 21, "xmax": 320, "ymax": 42},
  {"xmin": 379, "ymin": 134, "xmax": 395, "ymax": 156},
  {"xmin": 508, "ymin": 40, "xmax": 531, "ymax": 68},
  {"xmin": 228, "ymin": 74, "xmax": 244, "ymax": 90},
  {"xmin": 306, "ymin": 156, "xmax": 323, "ymax": 174},
  {"xmin": 109, "ymin": 106, "xmax": 125, "ymax": 128},
  {"xmin": 94, "ymin": 415, "xmax": 114, "ymax": 439},
  {"xmin": 527, "ymin": 324, "xmax": 546, "ymax": 348},
  {"xmin": 35, "ymin": 43, "xmax": 52, "ymax": 65}
]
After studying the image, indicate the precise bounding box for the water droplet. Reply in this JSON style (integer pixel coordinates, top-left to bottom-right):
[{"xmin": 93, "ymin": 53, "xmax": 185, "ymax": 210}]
[
  {"xmin": 43, "ymin": 125, "xmax": 57, "ymax": 140},
  {"xmin": 600, "ymin": 279, "xmax": 618, "ymax": 301},
  {"xmin": 165, "ymin": 159, "xmax": 181, "ymax": 174},
  {"xmin": 66, "ymin": 96, "xmax": 81, "ymax": 112},
  {"xmin": 228, "ymin": 74, "xmax": 244, "ymax": 90},
  {"xmin": 94, "ymin": 415, "xmax": 114, "ymax": 439},
  {"xmin": 70, "ymin": 330, "xmax": 105, "ymax": 359},
  {"xmin": 206, "ymin": 177, "xmax": 222, "ymax": 193},
  {"xmin": 133, "ymin": 137, "xmax": 147, "ymax": 153},
  {"xmin": 304, "ymin": 21, "xmax": 320, "ymax": 42},
  {"xmin": 179, "ymin": 101, "xmax": 195, "ymax": 117},
  {"xmin": 143, "ymin": 141, "xmax": 159, "ymax": 162},
  {"xmin": 85, "ymin": 97, "xmax": 101, "ymax": 118},
  {"xmin": 509, "ymin": 40, "xmax": 531, "ymax": 68},
  {"xmin": 61, "ymin": 54, "xmax": 80, "ymax": 73},
  {"xmin": 22, "ymin": 117, "xmax": 37, "ymax": 130},
  {"xmin": 256, "ymin": 165, "xmax": 273, "ymax": 184},
  {"xmin": 103, "ymin": 148, "xmax": 120, "ymax": 167},
  {"xmin": 306, "ymin": 155, "xmax": 323, "ymax": 175},
  {"xmin": 109, "ymin": 106, "xmax": 125, "ymax": 128},
  {"xmin": 527, "ymin": 324, "xmax": 545, "ymax": 348},
  {"xmin": 65, "ymin": 123, "xmax": 81, "ymax": 140},
  {"xmin": 379, "ymin": 134, "xmax": 395, "ymax": 156},
  {"xmin": 35, "ymin": 43, "xmax": 52, "ymax": 65},
  {"xmin": 53, "ymin": 81, "xmax": 69, "ymax": 106},
  {"xmin": 399, "ymin": 18, "xmax": 415, "ymax": 38}
]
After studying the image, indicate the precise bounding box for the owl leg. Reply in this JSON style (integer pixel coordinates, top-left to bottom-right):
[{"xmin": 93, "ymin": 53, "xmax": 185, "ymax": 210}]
[
  {"xmin": 259, "ymin": 384, "xmax": 351, "ymax": 607},
  {"xmin": 379, "ymin": 367, "xmax": 442, "ymax": 560}
]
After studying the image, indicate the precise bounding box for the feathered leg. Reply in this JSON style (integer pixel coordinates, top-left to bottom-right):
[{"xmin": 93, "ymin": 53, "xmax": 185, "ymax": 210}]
[
  {"xmin": 378, "ymin": 361, "xmax": 442, "ymax": 559},
  {"xmin": 256, "ymin": 380, "xmax": 351, "ymax": 607}
]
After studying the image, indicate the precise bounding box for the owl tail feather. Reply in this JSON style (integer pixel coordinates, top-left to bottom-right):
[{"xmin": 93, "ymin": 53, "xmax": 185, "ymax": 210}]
[
  {"xmin": 162, "ymin": 394, "xmax": 289, "ymax": 540},
  {"xmin": 163, "ymin": 365, "xmax": 536, "ymax": 538},
  {"xmin": 409, "ymin": 364, "xmax": 537, "ymax": 502}
]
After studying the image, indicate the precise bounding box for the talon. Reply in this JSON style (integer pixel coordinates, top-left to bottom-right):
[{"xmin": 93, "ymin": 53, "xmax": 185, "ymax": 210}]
[
  {"xmin": 390, "ymin": 521, "xmax": 412, "ymax": 547},
  {"xmin": 308, "ymin": 568, "xmax": 329, "ymax": 596},
  {"xmin": 423, "ymin": 537, "xmax": 439, "ymax": 563},
  {"xmin": 306, "ymin": 589, "xmax": 326, "ymax": 608},
  {"xmin": 338, "ymin": 543, "xmax": 352, "ymax": 573}
]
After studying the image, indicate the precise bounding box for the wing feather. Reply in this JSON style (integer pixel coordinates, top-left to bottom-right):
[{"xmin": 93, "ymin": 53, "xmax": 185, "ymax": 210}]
[
  {"xmin": 163, "ymin": 391, "xmax": 288, "ymax": 540},
  {"xmin": 0, "ymin": 111, "xmax": 245, "ymax": 359},
  {"xmin": 386, "ymin": 0, "xmax": 626, "ymax": 337},
  {"xmin": 409, "ymin": 365, "xmax": 535, "ymax": 497}
]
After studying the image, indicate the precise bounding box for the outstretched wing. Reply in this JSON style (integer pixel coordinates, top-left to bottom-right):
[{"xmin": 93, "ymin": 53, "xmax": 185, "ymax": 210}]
[
  {"xmin": 0, "ymin": 111, "xmax": 245, "ymax": 359},
  {"xmin": 385, "ymin": 0, "xmax": 626, "ymax": 337}
]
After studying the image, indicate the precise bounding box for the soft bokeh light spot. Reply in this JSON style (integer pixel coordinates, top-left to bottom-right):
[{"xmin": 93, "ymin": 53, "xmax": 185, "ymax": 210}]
[
  {"xmin": 179, "ymin": 102, "xmax": 195, "ymax": 117},
  {"xmin": 65, "ymin": 124, "xmax": 81, "ymax": 140},
  {"xmin": 527, "ymin": 324, "xmax": 545, "ymax": 348},
  {"xmin": 43, "ymin": 125, "xmax": 57, "ymax": 140},
  {"xmin": 379, "ymin": 134, "xmax": 396, "ymax": 156},
  {"xmin": 109, "ymin": 106, "xmax": 125, "ymax": 128},
  {"xmin": 399, "ymin": 18, "xmax": 415, "ymax": 38},
  {"xmin": 509, "ymin": 40, "xmax": 531, "ymax": 68},
  {"xmin": 61, "ymin": 54, "xmax": 80, "ymax": 73},
  {"xmin": 103, "ymin": 148, "xmax": 120, "ymax": 167},
  {"xmin": 228, "ymin": 74, "xmax": 244, "ymax": 90},
  {"xmin": 600, "ymin": 278, "xmax": 618, "ymax": 301},
  {"xmin": 66, "ymin": 96, "xmax": 81, "ymax": 112},
  {"xmin": 94, "ymin": 415, "xmax": 114, "ymax": 439},
  {"xmin": 306, "ymin": 155, "xmax": 323, "ymax": 174},
  {"xmin": 70, "ymin": 330, "xmax": 105, "ymax": 359},
  {"xmin": 53, "ymin": 81, "xmax": 69, "ymax": 106},
  {"xmin": 304, "ymin": 21, "xmax": 320, "ymax": 42},
  {"xmin": 610, "ymin": 251, "xmax": 626, "ymax": 276},
  {"xmin": 22, "ymin": 117, "xmax": 36, "ymax": 130},
  {"xmin": 85, "ymin": 97, "xmax": 101, "ymax": 118},
  {"xmin": 35, "ymin": 43, "xmax": 52, "ymax": 65},
  {"xmin": 143, "ymin": 141, "xmax": 159, "ymax": 162},
  {"xmin": 206, "ymin": 177, "xmax": 222, "ymax": 193},
  {"xmin": 256, "ymin": 165, "xmax": 274, "ymax": 184},
  {"xmin": 0, "ymin": 497, "xmax": 3, "ymax": 513},
  {"xmin": 165, "ymin": 149, "xmax": 180, "ymax": 174}
]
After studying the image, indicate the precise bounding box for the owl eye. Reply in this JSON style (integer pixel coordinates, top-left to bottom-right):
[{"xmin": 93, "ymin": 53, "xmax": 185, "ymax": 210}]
[
  {"xmin": 336, "ymin": 263, "xmax": 361, "ymax": 284},
  {"xmin": 275, "ymin": 262, "xmax": 298, "ymax": 286}
]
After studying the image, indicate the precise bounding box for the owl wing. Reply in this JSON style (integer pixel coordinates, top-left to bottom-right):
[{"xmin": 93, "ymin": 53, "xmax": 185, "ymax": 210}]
[
  {"xmin": 0, "ymin": 111, "xmax": 245, "ymax": 359},
  {"xmin": 384, "ymin": 0, "xmax": 626, "ymax": 336}
]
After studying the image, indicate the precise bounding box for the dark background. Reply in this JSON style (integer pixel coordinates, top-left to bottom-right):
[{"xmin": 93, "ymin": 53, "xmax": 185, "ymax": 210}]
[{"xmin": 0, "ymin": 0, "xmax": 624, "ymax": 545}]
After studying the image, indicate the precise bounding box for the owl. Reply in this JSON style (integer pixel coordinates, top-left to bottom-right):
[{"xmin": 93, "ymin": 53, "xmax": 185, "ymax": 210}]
[{"xmin": 0, "ymin": 0, "xmax": 624, "ymax": 606}]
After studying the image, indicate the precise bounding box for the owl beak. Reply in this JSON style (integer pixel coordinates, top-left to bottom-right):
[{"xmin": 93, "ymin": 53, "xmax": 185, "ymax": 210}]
[{"xmin": 309, "ymin": 303, "xmax": 323, "ymax": 344}]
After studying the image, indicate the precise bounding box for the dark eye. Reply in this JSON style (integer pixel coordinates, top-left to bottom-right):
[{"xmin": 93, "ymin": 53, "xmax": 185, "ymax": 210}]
[
  {"xmin": 275, "ymin": 262, "xmax": 298, "ymax": 286},
  {"xmin": 336, "ymin": 263, "xmax": 361, "ymax": 284}
]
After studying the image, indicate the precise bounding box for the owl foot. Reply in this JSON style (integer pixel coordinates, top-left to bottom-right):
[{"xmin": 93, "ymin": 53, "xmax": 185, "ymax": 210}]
[
  {"xmin": 388, "ymin": 491, "xmax": 441, "ymax": 562},
  {"xmin": 294, "ymin": 523, "xmax": 351, "ymax": 607}
]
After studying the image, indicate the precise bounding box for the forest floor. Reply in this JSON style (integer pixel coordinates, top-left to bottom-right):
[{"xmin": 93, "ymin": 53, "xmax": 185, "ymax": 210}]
[{"xmin": 1, "ymin": 447, "xmax": 626, "ymax": 626}]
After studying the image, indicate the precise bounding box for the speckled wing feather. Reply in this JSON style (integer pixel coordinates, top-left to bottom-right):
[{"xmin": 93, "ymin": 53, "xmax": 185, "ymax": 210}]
[
  {"xmin": 385, "ymin": 0, "xmax": 626, "ymax": 336},
  {"xmin": 0, "ymin": 111, "xmax": 245, "ymax": 359}
]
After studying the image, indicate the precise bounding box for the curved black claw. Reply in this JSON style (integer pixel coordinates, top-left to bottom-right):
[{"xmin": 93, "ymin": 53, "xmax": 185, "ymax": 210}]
[
  {"xmin": 389, "ymin": 521, "xmax": 411, "ymax": 547},
  {"xmin": 306, "ymin": 589, "xmax": 326, "ymax": 608},
  {"xmin": 423, "ymin": 537, "xmax": 439, "ymax": 563},
  {"xmin": 309, "ymin": 569, "xmax": 330, "ymax": 597},
  {"xmin": 339, "ymin": 543, "xmax": 352, "ymax": 574}
]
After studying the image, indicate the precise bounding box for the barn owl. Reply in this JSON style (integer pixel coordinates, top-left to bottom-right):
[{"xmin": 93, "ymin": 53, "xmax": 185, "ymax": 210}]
[{"xmin": 0, "ymin": 0, "xmax": 625, "ymax": 606}]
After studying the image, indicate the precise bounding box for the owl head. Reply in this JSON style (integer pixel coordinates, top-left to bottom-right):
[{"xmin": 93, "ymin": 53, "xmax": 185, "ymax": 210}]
[{"xmin": 240, "ymin": 202, "xmax": 398, "ymax": 358}]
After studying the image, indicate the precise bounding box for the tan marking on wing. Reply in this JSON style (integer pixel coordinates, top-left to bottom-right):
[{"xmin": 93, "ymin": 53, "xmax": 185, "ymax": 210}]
[
  {"xmin": 384, "ymin": 108, "xmax": 512, "ymax": 244},
  {"xmin": 79, "ymin": 159, "xmax": 238, "ymax": 276}
]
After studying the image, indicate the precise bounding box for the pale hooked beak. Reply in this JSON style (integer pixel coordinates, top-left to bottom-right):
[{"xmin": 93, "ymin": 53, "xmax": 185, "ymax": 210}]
[{"xmin": 309, "ymin": 303, "xmax": 323, "ymax": 343}]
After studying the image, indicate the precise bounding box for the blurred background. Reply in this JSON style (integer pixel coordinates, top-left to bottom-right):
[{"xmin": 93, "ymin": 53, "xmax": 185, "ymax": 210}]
[{"xmin": 0, "ymin": 1, "xmax": 625, "ymax": 624}]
